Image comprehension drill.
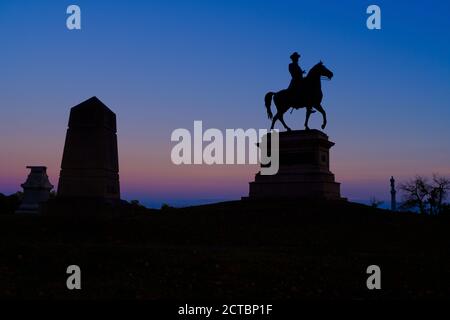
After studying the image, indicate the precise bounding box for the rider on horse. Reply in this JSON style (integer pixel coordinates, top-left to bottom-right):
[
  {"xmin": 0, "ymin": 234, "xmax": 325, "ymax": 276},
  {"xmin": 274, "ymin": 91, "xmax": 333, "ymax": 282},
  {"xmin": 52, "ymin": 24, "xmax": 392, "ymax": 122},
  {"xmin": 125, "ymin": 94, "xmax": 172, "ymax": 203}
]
[
  {"xmin": 288, "ymin": 52, "xmax": 304, "ymax": 91},
  {"xmin": 287, "ymin": 52, "xmax": 314, "ymax": 113},
  {"xmin": 265, "ymin": 56, "xmax": 333, "ymax": 131}
]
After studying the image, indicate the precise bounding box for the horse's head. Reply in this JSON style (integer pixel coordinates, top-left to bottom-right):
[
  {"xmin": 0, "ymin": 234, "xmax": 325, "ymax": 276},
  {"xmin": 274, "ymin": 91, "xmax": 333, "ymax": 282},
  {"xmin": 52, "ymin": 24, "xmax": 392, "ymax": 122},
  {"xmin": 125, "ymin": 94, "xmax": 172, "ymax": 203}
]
[{"xmin": 309, "ymin": 61, "xmax": 334, "ymax": 80}]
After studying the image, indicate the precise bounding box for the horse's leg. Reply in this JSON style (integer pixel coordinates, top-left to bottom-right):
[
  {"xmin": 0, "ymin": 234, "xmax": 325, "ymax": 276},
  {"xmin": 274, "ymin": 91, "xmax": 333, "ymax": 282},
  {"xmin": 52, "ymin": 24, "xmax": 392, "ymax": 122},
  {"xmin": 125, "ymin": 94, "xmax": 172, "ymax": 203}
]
[
  {"xmin": 279, "ymin": 112, "xmax": 291, "ymax": 131},
  {"xmin": 304, "ymin": 107, "xmax": 312, "ymax": 130},
  {"xmin": 270, "ymin": 93, "xmax": 281, "ymax": 130},
  {"xmin": 273, "ymin": 91, "xmax": 291, "ymax": 131},
  {"xmin": 315, "ymin": 104, "xmax": 327, "ymax": 129},
  {"xmin": 270, "ymin": 113, "xmax": 279, "ymax": 130}
]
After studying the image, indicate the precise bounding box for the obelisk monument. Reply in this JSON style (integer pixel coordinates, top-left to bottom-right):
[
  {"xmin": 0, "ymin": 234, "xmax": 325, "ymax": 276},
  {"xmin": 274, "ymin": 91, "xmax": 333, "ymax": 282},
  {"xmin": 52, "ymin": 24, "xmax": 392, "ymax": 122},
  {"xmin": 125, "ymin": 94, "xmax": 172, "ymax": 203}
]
[{"xmin": 57, "ymin": 96, "xmax": 120, "ymax": 203}]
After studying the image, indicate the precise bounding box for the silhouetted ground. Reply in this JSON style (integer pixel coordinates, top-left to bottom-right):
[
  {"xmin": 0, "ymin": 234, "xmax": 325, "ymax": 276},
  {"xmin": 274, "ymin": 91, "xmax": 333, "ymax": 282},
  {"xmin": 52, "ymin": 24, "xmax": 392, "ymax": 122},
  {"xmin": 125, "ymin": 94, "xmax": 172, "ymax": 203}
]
[{"xmin": 0, "ymin": 199, "xmax": 449, "ymax": 300}]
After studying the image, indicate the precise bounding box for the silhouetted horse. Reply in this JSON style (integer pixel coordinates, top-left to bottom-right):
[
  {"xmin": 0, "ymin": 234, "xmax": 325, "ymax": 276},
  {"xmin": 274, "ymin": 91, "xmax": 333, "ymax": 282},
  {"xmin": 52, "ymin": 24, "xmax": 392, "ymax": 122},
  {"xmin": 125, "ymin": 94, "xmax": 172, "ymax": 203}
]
[{"xmin": 265, "ymin": 61, "xmax": 333, "ymax": 131}]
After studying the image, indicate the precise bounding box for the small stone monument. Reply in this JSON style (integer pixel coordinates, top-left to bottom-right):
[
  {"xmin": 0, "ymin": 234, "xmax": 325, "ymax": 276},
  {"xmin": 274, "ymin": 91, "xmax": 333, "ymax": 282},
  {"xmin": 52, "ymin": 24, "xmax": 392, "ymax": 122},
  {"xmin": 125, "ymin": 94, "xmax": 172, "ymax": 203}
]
[
  {"xmin": 16, "ymin": 166, "xmax": 53, "ymax": 214},
  {"xmin": 248, "ymin": 129, "xmax": 342, "ymax": 199}
]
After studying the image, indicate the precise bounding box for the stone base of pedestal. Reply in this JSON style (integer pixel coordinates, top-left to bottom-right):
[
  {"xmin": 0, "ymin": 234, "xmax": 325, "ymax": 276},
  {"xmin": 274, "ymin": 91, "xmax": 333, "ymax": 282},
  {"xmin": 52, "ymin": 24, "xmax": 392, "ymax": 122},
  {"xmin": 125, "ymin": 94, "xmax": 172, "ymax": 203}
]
[
  {"xmin": 249, "ymin": 174, "xmax": 341, "ymax": 199},
  {"xmin": 248, "ymin": 129, "xmax": 343, "ymax": 200}
]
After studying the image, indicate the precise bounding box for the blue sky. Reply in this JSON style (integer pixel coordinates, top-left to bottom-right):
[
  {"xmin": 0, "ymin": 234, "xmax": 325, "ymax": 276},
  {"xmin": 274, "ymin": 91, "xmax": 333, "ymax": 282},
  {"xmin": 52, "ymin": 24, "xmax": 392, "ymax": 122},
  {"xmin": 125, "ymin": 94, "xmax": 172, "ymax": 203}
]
[{"xmin": 0, "ymin": 0, "xmax": 449, "ymax": 207}]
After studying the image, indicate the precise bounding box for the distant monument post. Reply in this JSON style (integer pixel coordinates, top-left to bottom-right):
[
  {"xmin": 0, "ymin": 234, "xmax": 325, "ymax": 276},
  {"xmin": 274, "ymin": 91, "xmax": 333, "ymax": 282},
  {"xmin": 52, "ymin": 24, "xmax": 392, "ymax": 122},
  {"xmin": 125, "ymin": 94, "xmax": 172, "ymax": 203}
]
[
  {"xmin": 248, "ymin": 130, "xmax": 342, "ymax": 199},
  {"xmin": 390, "ymin": 176, "xmax": 397, "ymax": 211},
  {"xmin": 16, "ymin": 166, "xmax": 53, "ymax": 214}
]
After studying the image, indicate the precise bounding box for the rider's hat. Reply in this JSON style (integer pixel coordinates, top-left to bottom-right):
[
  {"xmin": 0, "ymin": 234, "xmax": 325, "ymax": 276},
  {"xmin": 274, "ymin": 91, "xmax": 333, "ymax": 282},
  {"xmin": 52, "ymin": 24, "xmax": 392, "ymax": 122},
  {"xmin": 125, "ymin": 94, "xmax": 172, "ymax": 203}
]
[{"xmin": 290, "ymin": 52, "xmax": 300, "ymax": 60}]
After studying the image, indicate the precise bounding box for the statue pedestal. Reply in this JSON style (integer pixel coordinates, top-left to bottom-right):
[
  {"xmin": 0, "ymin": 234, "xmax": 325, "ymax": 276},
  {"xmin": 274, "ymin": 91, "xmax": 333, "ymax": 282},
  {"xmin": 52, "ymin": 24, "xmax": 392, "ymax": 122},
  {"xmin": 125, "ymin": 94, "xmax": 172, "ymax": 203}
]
[{"xmin": 248, "ymin": 129, "xmax": 342, "ymax": 200}]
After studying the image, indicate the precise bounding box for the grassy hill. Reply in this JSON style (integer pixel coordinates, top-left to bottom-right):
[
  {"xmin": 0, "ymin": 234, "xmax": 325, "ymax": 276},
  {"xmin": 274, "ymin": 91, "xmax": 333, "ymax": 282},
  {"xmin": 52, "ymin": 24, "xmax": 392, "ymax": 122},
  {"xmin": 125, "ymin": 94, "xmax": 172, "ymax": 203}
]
[{"xmin": 0, "ymin": 199, "xmax": 449, "ymax": 299}]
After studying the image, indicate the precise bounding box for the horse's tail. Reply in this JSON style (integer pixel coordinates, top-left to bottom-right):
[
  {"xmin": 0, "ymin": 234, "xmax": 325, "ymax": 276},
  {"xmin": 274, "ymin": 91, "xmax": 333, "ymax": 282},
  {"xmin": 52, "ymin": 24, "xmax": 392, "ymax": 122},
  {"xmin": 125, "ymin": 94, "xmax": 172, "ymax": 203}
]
[{"xmin": 265, "ymin": 92, "xmax": 274, "ymax": 119}]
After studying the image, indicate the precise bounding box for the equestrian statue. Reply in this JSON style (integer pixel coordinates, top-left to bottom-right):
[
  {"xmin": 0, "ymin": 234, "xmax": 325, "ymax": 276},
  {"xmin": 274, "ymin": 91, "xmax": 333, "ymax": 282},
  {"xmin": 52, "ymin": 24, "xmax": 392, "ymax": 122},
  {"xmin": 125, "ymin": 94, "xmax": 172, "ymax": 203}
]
[{"xmin": 265, "ymin": 52, "xmax": 334, "ymax": 131}]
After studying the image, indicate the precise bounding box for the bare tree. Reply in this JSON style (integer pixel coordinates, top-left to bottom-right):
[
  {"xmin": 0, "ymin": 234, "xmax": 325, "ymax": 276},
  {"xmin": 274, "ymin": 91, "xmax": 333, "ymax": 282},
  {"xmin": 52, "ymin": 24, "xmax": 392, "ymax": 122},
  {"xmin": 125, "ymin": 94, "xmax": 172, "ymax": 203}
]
[
  {"xmin": 432, "ymin": 174, "xmax": 450, "ymax": 215},
  {"xmin": 400, "ymin": 174, "xmax": 450, "ymax": 215},
  {"xmin": 400, "ymin": 176, "xmax": 429, "ymax": 214}
]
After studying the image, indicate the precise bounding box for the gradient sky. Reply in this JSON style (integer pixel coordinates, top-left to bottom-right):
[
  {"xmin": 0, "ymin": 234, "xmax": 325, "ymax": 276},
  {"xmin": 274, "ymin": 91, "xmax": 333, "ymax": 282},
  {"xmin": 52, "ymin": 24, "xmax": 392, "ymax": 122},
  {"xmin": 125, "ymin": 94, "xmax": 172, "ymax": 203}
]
[{"xmin": 1, "ymin": 0, "xmax": 449, "ymax": 207}]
